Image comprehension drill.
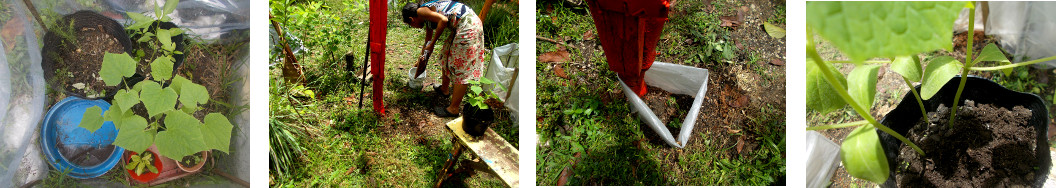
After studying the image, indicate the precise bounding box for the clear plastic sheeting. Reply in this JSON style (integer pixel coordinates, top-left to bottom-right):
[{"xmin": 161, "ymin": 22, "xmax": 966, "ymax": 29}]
[
  {"xmin": 806, "ymin": 131, "xmax": 841, "ymax": 188},
  {"xmin": 484, "ymin": 43, "xmax": 519, "ymax": 122},
  {"xmin": 618, "ymin": 62, "xmax": 708, "ymax": 148},
  {"xmin": 269, "ymin": 24, "xmax": 308, "ymax": 66},
  {"xmin": 37, "ymin": 0, "xmax": 249, "ymax": 41},
  {"xmin": 0, "ymin": 0, "xmax": 47, "ymax": 186},
  {"xmin": 976, "ymin": 2, "xmax": 1056, "ymax": 68}
]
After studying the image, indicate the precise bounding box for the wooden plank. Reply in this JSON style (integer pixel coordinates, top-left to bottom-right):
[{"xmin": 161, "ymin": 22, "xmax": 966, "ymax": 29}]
[{"xmin": 446, "ymin": 117, "xmax": 520, "ymax": 188}]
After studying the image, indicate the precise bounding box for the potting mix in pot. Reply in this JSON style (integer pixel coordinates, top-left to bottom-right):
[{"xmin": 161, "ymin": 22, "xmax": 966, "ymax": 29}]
[
  {"xmin": 894, "ymin": 100, "xmax": 1038, "ymax": 186},
  {"xmin": 42, "ymin": 11, "xmax": 131, "ymax": 100}
]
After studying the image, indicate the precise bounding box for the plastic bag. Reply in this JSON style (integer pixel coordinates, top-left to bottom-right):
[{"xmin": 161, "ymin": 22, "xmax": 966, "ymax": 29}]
[
  {"xmin": 0, "ymin": 0, "xmax": 47, "ymax": 186},
  {"xmin": 484, "ymin": 43, "xmax": 519, "ymax": 122},
  {"xmin": 619, "ymin": 62, "xmax": 708, "ymax": 148},
  {"xmin": 980, "ymin": 2, "xmax": 1056, "ymax": 68},
  {"xmin": 806, "ymin": 131, "xmax": 841, "ymax": 188}
]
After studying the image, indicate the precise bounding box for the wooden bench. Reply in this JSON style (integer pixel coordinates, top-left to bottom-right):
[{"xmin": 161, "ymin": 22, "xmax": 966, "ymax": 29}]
[{"xmin": 435, "ymin": 117, "xmax": 519, "ymax": 188}]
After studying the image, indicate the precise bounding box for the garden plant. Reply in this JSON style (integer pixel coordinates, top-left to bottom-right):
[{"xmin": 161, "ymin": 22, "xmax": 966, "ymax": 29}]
[{"xmin": 806, "ymin": 1, "xmax": 1055, "ymax": 185}]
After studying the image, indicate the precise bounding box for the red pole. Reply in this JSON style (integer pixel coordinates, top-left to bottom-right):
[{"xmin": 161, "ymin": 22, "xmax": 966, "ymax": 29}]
[
  {"xmin": 369, "ymin": 0, "xmax": 388, "ymax": 115},
  {"xmin": 586, "ymin": 0, "xmax": 670, "ymax": 96}
]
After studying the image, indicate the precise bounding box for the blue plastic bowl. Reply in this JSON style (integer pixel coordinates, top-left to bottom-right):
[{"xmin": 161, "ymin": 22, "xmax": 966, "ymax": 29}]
[{"xmin": 40, "ymin": 97, "xmax": 125, "ymax": 179}]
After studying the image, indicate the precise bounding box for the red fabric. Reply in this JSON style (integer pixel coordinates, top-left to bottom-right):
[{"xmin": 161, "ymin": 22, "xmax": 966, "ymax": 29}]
[
  {"xmin": 369, "ymin": 0, "xmax": 387, "ymax": 115},
  {"xmin": 587, "ymin": 0, "xmax": 669, "ymax": 96}
]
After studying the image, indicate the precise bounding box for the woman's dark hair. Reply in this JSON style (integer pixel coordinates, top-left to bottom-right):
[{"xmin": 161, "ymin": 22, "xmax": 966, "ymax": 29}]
[{"xmin": 401, "ymin": 3, "xmax": 419, "ymax": 25}]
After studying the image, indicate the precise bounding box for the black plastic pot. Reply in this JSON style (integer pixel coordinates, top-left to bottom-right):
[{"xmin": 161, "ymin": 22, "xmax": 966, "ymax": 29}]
[
  {"xmin": 41, "ymin": 11, "xmax": 133, "ymax": 100},
  {"xmin": 877, "ymin": 76, "xmax": 1050, "ymax": 187},
  {"xmin": 462, "ymin": 103, "xmax": 494, "ymax": 137}
]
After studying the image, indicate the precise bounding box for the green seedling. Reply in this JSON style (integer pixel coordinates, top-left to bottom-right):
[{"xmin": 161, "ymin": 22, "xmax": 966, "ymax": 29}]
[
  {"xmin": 125, "ymin": 151, "xmax": 158, "ymax": 176},
  {"xmin": 465, "ymin": 77, "xmax": 504, "ymax": 110},
  {"xmin": 78, "ymin": 0, "xmax": 234, "ymax": 162},
  {"xmin": 806, "ymin": 1, "xmax": 1056, "ymax": 184}
]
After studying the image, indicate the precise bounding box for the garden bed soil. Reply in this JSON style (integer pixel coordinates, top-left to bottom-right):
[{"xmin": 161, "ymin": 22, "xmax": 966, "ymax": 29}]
[
  {"xmin": 641, "ymin": 86, "xmax": 695, "ymax": 132},
  {"xmin": 895, "ymin": 100, "xmax": 1038, "ymax": 187},
  {"xmin": 176, "ymin": 42, "xmax": 243, "ymax": 119},
  {"xmin": 53, "ymin": 27, "xmax": 125, "ymax": 99}
]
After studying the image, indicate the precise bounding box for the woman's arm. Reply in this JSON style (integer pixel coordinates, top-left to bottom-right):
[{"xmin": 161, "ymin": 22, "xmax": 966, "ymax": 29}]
[{"xmin": 417, "ymin": 7, "xmax": 448, "ymax": 53}]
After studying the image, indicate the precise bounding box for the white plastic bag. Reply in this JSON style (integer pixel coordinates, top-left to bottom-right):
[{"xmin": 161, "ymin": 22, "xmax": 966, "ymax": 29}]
[
  {"xmin": 806, "ymin": 131, "xmax": 841, "ymax": 188},
  {"xmin": 619, "ymin": 62, "xmax": 708, "ymax": 148},
  {"xmin": 0, "ymin": 0, "xmax": 47, "ymax": 186},
  {"xmin": 981, "ymin": 2, "xmax": 1056, "ymax": 68},
  {"xmin": 484, "ymin": 43, "xmax": 519, "ymax": 122}
]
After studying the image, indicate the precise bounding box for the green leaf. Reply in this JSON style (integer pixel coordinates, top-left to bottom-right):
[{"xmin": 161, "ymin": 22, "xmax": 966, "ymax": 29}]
[
  {"xmin": 126, "ymin": 12, "xmax": 153, "ymax": 30},
  {"xmin": 921, "ymin": 56, "xmax": 963, "ymax": 99},
  {"xmin": 113, "ymin": 116, "xmax": 152, "ymax": 153},
  {"xmin": 840, "ymin": 125, "xmax": 889, "ymax": 184},
  {"xmin": 202, "ymin": 113, "xmax": 233, "ymax": 153},
  {"xmin": 847, "ymin": 64, "xmax": 881, "ymax": 108},
  {"xmin": 78, "ymin": 106, "xmax": 105, "ymax": 133},
  {"xmin": 163, "ymin": 0, "xmax": 179, "ymax": 15},
  {"xmin": 156, "ymin": 112, "xmax": 207, "ymax": 159},
  {"xmin": 157, "ymin": 29, "xmax": 176, "ymax": 52},
  {"xmin": 150, "ymin": 57, "xmax": 174, "ymax": 81},
  {"xmin": 100, "ymin": 53, "xmax": 137, "ymax": 86},
  {"xmin": 891, "ymin": 56, "xmax": 922, "ymax": 81},
  {"xmin": 113, "ymin": 89, "xmax": 140, "ymax": 113},
  {"xmin": 470, "ymin": 86, "xmax": 483, "ymax": 95},
  {"xmin": 806, "ymin": 59, "xmax": 847, "ymax": 113},
  {"xmin": 179, "ymin": 82, "xmax": 209, "ymax": 110},
  {"xmin": 973, "ymin": 43, "xmax": 1013, "ymax": 75},
  {"xmin": 763, "ymin": 22, "xmax": 785, "ymax": 38},
  {"xmin": 139, "ymin": 82, "xmax": 178, "ymax": 118},
  {"xmin": 170, "ymin": 75, "xmax": 192, "ymax": 93},
  {"xmin": 112, "ymin": 111, "xmax": 142, "ymax": 132},
  {"xmin": 807, "ymin": 2, "xmax": 962, "ymax": 63}
]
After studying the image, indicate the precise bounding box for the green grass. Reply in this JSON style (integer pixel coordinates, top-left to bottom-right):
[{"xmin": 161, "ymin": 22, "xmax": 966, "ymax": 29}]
[
  {"xmin": 269, "ymin": 0, "xmax": 519, "ymax": 186},
  {"xmin": 536, "ymin": 1, "xmax": 785, "ymax": 186}
]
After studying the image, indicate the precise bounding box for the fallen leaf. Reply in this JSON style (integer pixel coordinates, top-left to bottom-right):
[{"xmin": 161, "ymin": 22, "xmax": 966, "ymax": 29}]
[
  {"xmin": 2, "ymin": 19, "xmax": 24, "ymax": 51},
  {"xmin": 582, "ymin": 30, "xmax": 595, "ymax": 40},
  {"xmin": 725, "ymin": 126, "xmax": 741, "ymax": 134},
  {"xmin": 72, "ymin": 83, "xmax": 86, "ymax": 90},
  {"xmin": 554, "ymin": 64, "xmax": 569, "ymax": 79},
  {"xmin": 728, "ymin": 94, "xmax": 748, "ymax": 108},
  {"xmin": 719, "ymin": 16, "xmax": 740, "ymax": 28},
  {"xmin": 769, "ymin": 58, "xmax": 784, "ymax": 66},
  {"xmin": 736, "ymin": 136, "xmax": 745, "ymax": 154},
  {"xmin": 345, "ymin": 166, "xmax": 357, "ymax": 175},
  {"xmin": 763, "ymin": 22, "xmax": 786, "ymax": 38},
  {"xmin": 538, "ymin": 50, "xmax": 571, "ymax": 63},
  {"xmin": 344, "ymin": 97, "xmax": 355, "ymax": 106}
]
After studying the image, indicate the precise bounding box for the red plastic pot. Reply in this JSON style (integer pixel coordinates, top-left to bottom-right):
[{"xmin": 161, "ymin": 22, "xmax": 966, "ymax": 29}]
[
  {"xmin": 125, "ymin": 148, "xmax": 163, "ymax": 183},
  {"xmin": 586, "ymin": 0, "xmax": 671, "ymax": 96}
]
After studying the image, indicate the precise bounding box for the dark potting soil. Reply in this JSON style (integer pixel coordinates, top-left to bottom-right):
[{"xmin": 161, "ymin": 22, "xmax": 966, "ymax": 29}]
[
  {"xmin": 55, "ymin": 136, "xmax": 115, "ymax": 167},
  {"xmin": 895, "ymin": 100, "xmax": 1037, "ymax": 187},
  {"xmin": 642, "ymin": 86, "xmax": 695, "ymax": 128},
  {"xmin": 55, "ymin": 27, "xmax": 125, "ymax": 98},
  {"xmin": 179, "ymin": 152, "xmax": 203, "ymax": 167}
]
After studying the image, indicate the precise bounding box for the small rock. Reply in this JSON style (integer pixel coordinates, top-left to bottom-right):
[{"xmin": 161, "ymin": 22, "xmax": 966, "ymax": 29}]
[
  {"xmin": 73, "ymin": 83, "xmax": 86, "ymax": 90},
  {"xmin": 769, "ymin": 58, "xmax": 784, "ymax": 66}
]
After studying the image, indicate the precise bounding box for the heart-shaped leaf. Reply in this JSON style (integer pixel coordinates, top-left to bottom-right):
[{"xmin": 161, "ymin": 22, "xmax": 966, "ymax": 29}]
[
  {"xmin": 112, "ymin": 116, "xmax": 152, "ymax": 153},
  {"xmin": 807, "ymin": 2, "xmax": 962, "ymax": 63},
  {"xmin": 806, "ymin": 59, "xmax": 847, "ymax": 113},
  {"xmin": 113, "ymin": 89, "xmax": 140, "ymax": 113},
  {"xmin": 179, "ymin": 81, "xmax": 209, "ymax": 110},
  {"xmin": 78, "ymin": 106, "xmax": 105, "ymax": 133},
  {"xmin": 841, "ymin": 125, "xmax": 889, "ymax": 184},
  {"xmin": 100, "ymin": 53, "xmax": 137, "ymax": 86},
  {"xmin": 139, "ymin": 81, "xmax": 177, "ymax": 118},
  {"xmin": 891, "ymin": 55, "xmax": 922, "ymax": 81},
  {"xmin": 156, "ymin": 112, "xmax": 207, "ymax": 159},
  {"xmin": 847, "ymin": 64, "xmax": 881, "ymax": 109},
  {"xmin": 202, "ymin": 113, "xmax": 233, "ymax": 153},
  {"xmin": 921, "ymin": 56, "xmax": 963, "ymax": 99},
  {"xmin": 151, "ymin": 57, "xmax": 174, "ymax": 81}
]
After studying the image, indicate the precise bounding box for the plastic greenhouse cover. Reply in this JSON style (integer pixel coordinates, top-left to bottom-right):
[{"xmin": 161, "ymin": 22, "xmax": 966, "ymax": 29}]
[
  {"xmin": 618, "ymin": 62, "xmax": 708, "ymax": 148},
  {"xmin": 962, "ymin": 2, "xmax": 1056, "ymax": 68},
  {"xmin": 806, "ymin": 131, "xmax": 841, "ymax": 188},
  {"xmin": 483, "ymin": 43, "xmax": 519, "ymax": 122},
  {"xmin": 38, "ymin": 0, "xmax": 248, "ymax": 41},
  {"xmin": 0, "ymin": 0, "xmax": 47, "ymax": 186}
]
